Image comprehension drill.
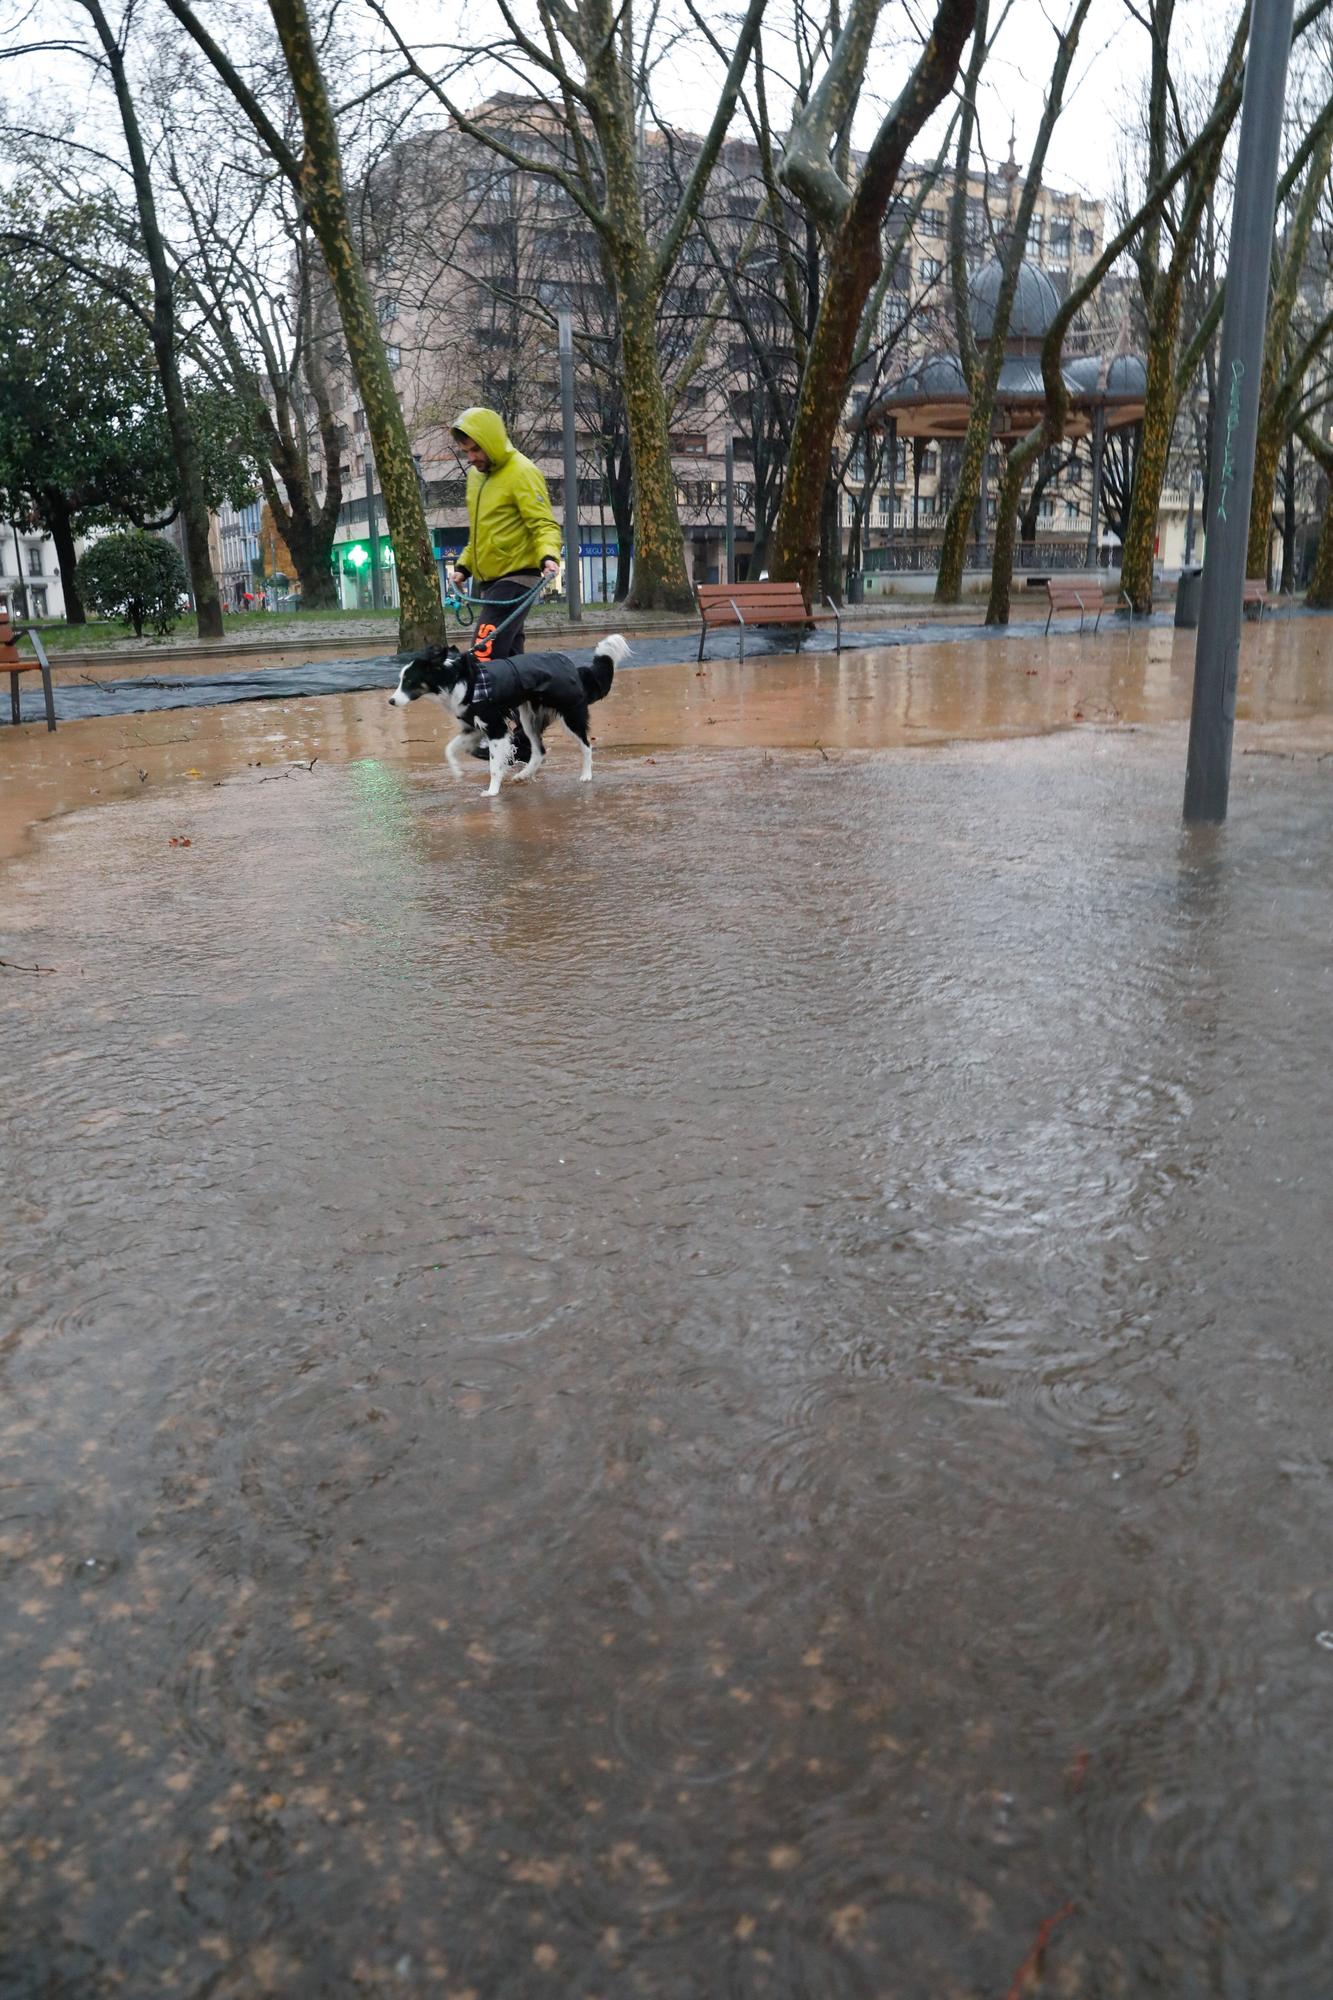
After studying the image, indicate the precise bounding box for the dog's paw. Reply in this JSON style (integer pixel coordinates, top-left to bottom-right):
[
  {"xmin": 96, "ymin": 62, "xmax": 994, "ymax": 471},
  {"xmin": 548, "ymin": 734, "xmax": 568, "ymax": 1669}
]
[{"xmin": 578, "ymin": 770, "xmax": 594, "ymax": 783}]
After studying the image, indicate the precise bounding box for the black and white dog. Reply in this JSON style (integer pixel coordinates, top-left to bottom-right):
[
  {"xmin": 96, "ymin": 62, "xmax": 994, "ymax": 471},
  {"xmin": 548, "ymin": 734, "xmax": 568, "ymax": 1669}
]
[{"xmin": 390, "ymin": 634, "xmax": 630, "ymax": 795}]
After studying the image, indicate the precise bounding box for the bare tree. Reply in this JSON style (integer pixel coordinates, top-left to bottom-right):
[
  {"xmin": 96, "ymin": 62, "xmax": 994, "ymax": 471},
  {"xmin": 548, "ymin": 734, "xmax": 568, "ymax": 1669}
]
[
  {"xmin": 769, "ymin": 0, "xmax": 979, "ymax": 597},
  {"xmin": 159, "ymin": 0, "xmax": 446, "ymax": 646},
  {"xmin": 365, "ymin": 0, "xmax": 768, "ymax": 611}
]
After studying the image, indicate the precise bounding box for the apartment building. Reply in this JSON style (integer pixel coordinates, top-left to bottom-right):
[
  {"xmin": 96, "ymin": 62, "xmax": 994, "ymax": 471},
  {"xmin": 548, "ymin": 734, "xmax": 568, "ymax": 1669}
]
[
  {"xmin": 305, "ymin": 106, "xmax": 1112, "ymax": 599},
  {"xmin": 1, "ymin": 522, "xmax": 68, "ymax": 622}
]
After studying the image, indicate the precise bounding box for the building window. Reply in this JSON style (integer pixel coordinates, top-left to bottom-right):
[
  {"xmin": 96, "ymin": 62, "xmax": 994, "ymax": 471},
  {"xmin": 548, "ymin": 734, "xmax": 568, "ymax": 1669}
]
[
  {"xmin": 25, "ymin": 545, "xmax": 43, "ymax": 576},
  {"xmin": 1049, "ymin": 220, "xmax": 1071, "ymax": 264},
  {"xmin": 670, "ymin": 432, "xmax": 709, "ymax": 457},
  {"xmin": 30, "ymin": 586, "xmax": 47, "ymax": 618},
  {"xmin": 1078, "ymin": 227, "xmax": 1095, "ymax": 255},
  {"xmin": 1065, "ymin": 500, "xmax": 1079, "ymax": 522},
  {"xmin": 1027, "ymin": 215, "xmax": 1044, "ymax": 255},
  {"xmin": 881, "ymin": 291, "xmax": 909, "ymax": 333},
  {"xmin": 385, "ymin": 345, "xmax": 401, "ymax": 369},
  {"xmin": 377, "ymin": 294, "xmax": 398, "ymax": 324},
  {"xmin": 920, "ymin": 205, "xmax": 946, "ymax": 237},
  {"xmin": 353, "ymin": 407, "xmax": 367, "ymax": 434},
  {"xmin": 918, "ymin": 255, "xmax": 942, "ymax": 285},
  {"xmin": 966, "ymin": 196, "xmax": 988, "ymax": 243}
]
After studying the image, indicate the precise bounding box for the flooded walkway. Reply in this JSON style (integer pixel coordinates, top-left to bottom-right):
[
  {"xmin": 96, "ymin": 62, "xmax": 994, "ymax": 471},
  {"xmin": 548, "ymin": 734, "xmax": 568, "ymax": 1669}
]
[{"xmin": 2, "ymin": 631, "xmax": 1333, "ymax": 1995}]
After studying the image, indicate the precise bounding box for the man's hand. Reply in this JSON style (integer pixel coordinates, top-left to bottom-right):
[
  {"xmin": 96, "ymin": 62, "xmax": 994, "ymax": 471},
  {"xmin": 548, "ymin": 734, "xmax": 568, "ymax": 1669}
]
[
  {"xmin": 451, "ymin": 568, "xmax": 468, "ymax": 588},
  {"xmin": 541, "ymin": 557, "xmax": 560, "ymax": 578}
]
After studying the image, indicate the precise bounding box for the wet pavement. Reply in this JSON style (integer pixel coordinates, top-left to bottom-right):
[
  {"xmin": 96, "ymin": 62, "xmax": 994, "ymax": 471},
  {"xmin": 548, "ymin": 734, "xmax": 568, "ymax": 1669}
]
[{"xmin": 2, "ymin": 633, "xmax": 1333, "ymax": 1996}]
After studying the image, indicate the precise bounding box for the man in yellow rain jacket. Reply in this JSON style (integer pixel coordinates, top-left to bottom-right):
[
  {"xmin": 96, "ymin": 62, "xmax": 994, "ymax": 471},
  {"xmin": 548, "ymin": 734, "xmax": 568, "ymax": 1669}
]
[{"xmin": 451, "ymin": 406, "xmax": 562, "ymax": 668}]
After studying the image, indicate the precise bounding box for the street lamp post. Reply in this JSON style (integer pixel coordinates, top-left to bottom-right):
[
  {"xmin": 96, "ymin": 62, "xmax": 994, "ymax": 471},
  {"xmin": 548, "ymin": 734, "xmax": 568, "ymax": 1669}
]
[
  {"xmin": 364, "ymin": 457, "xmax": 382, "ymax": 612},
  {"xmin": 558, "ymin": 311, "xmax": 582, "ymax": 624},
  {"xmin": 1183, "ymin": 0, "xmax": 1296, "ymax": 823},
  {"xmin": 724, "ymin": 434, "xmax": 736, "ymax": 585}
]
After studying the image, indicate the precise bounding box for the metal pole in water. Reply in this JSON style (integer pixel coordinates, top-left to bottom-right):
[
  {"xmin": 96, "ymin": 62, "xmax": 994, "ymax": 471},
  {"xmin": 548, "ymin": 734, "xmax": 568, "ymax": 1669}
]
[
  {"xmin": 1183, "ymin": 0, "xmax": 1295, "ymax": 823},
  {"xmin": 558, "ymin": 310, "xmax": 583, "ymax": 624},
  {"xmin": 724, "ymin": 434, "xmax": 736, "ymax": 584}
]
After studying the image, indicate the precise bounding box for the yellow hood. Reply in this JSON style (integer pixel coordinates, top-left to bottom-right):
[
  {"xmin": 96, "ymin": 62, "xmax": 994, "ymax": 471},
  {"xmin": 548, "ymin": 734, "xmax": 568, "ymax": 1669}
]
[{"xmin": 452, "ymin": 406, "xmax": 513, "ymax": 468}]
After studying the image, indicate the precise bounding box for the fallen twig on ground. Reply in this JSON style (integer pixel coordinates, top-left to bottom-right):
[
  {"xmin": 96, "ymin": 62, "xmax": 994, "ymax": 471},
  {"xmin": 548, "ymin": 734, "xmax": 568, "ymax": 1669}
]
[
  {"xmin": 1005, "ymin": 1902, "xmax": 1076, "ymax": 1999},
  {"xmin": 0, "ymin": 958, "xmax": 57, "ymax": 974}
]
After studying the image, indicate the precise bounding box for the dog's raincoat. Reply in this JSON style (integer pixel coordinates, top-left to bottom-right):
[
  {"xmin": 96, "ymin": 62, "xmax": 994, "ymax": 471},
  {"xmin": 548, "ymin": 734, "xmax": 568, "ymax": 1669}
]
[{"xmin": 469, "ymin": 651, "xmax": 591, "ymax": 724}]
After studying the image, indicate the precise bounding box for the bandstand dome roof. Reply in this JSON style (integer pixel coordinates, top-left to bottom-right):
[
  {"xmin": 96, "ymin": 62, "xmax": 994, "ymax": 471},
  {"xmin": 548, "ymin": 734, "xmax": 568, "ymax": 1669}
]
[
  {"xmin": 968, "ymin": 258, "xmax": 1062, "ymax": 342},
  {"xmin": 868, "ymin": 255, "xmax": 1148, "ymax": 441},
  {"xmin": 1063, "ymin": 353, "xmax": 1149, "ymax": 401}
]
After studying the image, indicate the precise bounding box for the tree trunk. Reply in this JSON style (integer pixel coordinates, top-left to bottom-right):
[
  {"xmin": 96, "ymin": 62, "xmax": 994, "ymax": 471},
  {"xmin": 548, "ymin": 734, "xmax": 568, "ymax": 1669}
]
[
  {"xmin": 43, "ymin": 488, "xmax": 85, "ymax": 623},
  {"xmin": 614, "ymin": 275, "xmax": 693, "ymax": 611},
  {"xmin": 262, "ymin": 464, "xmax": 338, "ymax": 608},
  {"xmin": 772, "ymin": 0, "xmax": 978, "ymax": 599},
  {"xmin": 934, "ymin": 0, "xmax": 1093, "ymax": 603},
  {"xmin": 986, "ymin": 432, "xmax": 1040, "ymax": 625},
  {"xmin": 1280, "ymin": 433, "xmax": 1297, "ymax": 594},
  {"xmin": 1306, "ymin": 485, "xmax": 1333, "ymax": 606},
  {"xmin": 283, "ymin": 502, "xmax": 340, "ymax": 606},
  {"xmin": 81, "ymin": 0, "xmax": 224, "ymax": 641},
  {"xmin": 266, "ymin": 0, "xmax": 443, "ymax": 649},
  {"xmin": 1247, "ymin": 412, "xmax": 1282, "ymax": 584},
  {"xmin": 935, "ymin": 412, "xmax": 993, "ymax": 600},
  {"xmin": 1119, "ymin": 293, "xmax": 1182, "ymax": 613},
  {"xmin": 820, "ymin": 478, "xmax": 841, "ymax": 601}
]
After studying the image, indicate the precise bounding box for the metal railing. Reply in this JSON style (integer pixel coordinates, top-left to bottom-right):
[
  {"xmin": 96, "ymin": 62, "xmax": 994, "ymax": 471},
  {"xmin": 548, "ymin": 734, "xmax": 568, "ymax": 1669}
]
[{"xmin": 864, "ymin": 540, "xmax": 1107, "ymax": 575}]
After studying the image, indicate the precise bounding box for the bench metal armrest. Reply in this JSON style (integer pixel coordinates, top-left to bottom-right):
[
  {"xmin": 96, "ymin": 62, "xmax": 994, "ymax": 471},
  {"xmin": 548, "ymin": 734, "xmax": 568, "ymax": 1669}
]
[
  {"xmin": 728, "ymin": 596, "xmax": 750, "ymax": 663},
  {"xmin": 822, "ymin": 595, "xmax": 843, "ymax": 653}
]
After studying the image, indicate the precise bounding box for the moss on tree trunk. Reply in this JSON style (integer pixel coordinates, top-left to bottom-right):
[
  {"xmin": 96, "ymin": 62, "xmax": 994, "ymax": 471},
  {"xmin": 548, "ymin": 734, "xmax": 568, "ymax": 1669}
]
[{"xmin": 1119, "ymin": 309, "xmax": 1180, "ymax": 615}]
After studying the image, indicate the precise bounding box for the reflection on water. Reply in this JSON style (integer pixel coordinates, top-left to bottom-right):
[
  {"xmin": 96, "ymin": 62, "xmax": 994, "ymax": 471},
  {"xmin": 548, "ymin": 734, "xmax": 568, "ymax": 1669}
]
[{"xmin": 2, "ymin": 728, "xmax": 1332, "ymax": 1995}]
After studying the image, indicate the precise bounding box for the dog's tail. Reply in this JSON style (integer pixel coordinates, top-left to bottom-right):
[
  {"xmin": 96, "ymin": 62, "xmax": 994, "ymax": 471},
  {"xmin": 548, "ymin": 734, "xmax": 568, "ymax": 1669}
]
[{"xmin": 581, "ymin": 632, "xmax": 630, "ymax": 702}]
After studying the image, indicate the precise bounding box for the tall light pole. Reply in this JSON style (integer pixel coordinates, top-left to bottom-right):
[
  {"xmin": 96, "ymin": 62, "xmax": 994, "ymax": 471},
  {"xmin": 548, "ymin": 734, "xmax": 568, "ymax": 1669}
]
[
  {"xmin": 364, "ymin": 456, "xmax": 382, "ymax": 612},
  {"xmin": 558, "ymin": 310, "xmax": 582, "ymax": 624},
  {"xmin": 724, "ymin": 434, "xmax": 736, "ymax": 584},
  {"xmin": 1183, "ymin": 0, "xmax": 1296, "ymax": 823}
]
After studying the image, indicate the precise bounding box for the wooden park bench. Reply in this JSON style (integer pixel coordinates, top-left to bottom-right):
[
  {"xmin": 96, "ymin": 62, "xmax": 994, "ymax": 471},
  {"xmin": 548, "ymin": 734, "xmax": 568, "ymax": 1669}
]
[
  {"xmin": 1, "ymin": 618, "xmax": 56, "ymax": 731},
  {"xmin": 696, "ymin": 580, "xmax": 843, "ymax": 662},
  {"xmin": 1043, "ymin": 578, "xmax": 1133, "ymax": 636},
  {"xmin": 1243, "ymin": 577, "xmax": 1280, "ymax": 619}
]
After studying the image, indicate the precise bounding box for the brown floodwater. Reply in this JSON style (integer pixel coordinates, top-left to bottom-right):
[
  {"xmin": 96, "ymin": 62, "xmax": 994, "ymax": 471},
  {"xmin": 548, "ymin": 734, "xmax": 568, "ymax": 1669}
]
[
  {"xmin": 2, "ymin": 627, "xmax": 1333, "ymax": 1996},
  {"xmin": 4, "ymin": 616, "xmax": 1332, "ymax": 864}
]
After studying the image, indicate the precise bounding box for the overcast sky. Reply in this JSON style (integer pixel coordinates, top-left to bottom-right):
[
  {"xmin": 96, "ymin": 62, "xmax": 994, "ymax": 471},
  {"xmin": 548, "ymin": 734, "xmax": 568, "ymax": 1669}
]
[
  {"xmin": 16, "ymin": 0, "xmax": 1219, "ymax": 213},
  {"xmin": 418, "ymin": 0, "xmax": 1179, "ymax": 205}
]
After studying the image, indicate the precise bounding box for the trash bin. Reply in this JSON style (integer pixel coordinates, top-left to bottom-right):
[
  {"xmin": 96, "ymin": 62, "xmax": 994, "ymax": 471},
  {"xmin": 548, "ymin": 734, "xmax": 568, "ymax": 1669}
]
[{"xmin": 1175, "ymin": 566, "xmax": 1204, "ymax": 629}]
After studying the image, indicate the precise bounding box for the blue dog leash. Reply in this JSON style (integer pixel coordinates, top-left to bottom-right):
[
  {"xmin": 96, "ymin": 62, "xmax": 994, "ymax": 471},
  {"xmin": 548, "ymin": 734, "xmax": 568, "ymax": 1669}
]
[{"xmin": 443, "ymin": 572, "xmax": 555, "ymax": 646}]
